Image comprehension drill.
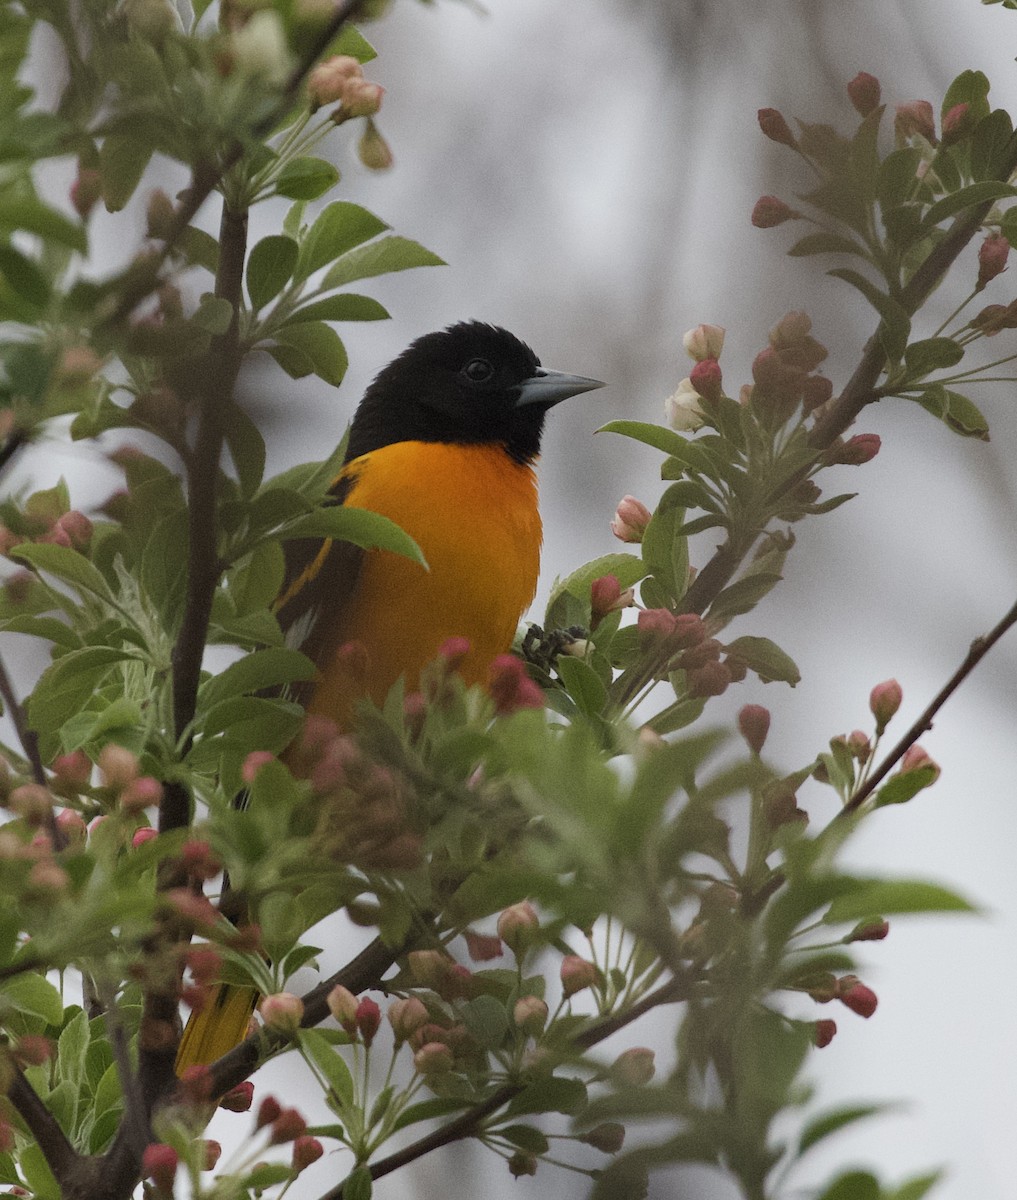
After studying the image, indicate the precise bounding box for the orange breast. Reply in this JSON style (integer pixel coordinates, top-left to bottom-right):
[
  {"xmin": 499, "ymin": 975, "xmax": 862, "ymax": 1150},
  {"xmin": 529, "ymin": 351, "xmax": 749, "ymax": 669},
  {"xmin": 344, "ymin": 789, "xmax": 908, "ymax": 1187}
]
[{"xmin": 307, "ymin": 441, "xmax": 542, "ymax": 719}]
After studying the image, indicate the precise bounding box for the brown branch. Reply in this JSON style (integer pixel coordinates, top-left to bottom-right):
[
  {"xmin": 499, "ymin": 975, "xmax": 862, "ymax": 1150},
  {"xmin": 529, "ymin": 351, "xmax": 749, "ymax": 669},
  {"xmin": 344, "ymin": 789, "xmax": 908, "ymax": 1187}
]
[
  {"xmin": 0, "ymin": 653, "xmax": 46, "ymax": 787},
  {"xmin": 841, "ymin": 593, "xmax": 1017, "ymax": 816},
  {"xmin": 8, "ymin": 1066, "xmax": 80, "ymax": 1183},
  {"xmin": 317, "ymin": 972, "xmax": 694, "ymax": 1199}
]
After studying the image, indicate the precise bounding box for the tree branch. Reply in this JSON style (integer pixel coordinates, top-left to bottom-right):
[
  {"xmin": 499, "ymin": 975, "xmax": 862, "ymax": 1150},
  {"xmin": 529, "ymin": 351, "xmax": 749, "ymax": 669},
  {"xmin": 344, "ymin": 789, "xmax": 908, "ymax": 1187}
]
[
  {"xmin": 841, "ymin": 593, "xmax": 1017, "ymax": 816},
  {"xmin": 8, "ymin": 1067, "xmax": 80, "ymax": 1184}
]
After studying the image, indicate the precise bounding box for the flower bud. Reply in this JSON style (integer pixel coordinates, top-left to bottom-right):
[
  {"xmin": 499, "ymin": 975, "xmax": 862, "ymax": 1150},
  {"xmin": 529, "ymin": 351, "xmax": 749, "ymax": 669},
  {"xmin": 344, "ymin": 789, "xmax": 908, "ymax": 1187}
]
[
  {"xmin": 120, "ymin": 776, "xmax": 163, "ymax": 812},
  {"xmin": 687, "ymin": 660, "xmax": 732, "ymax": 698},
  {"xmin": 751, "ymin": 196, "xmax": 800, "ymax": 228},
  {"xmin": 814, "ymin": 1018, "xmax": 837, "ymax": 1048},
  {"xmin": 55, "ymin": 809, "xmax": 87, "ymax": 843},
  {"xmin": 895, "ymin": 100, "xmax": 937, "ymax": 145},
  {"xmin": 340, "ymin": 77, "xmax": 384, "ymax": 119},
  {"xmin": 801, "ymin": 374, "xmax": 834, "ymax": 415},
  {"xmin": 255, "ymin": 1095, "xmax": 282, "ymax": 1130},
  {"xmin": 941, "ymin": 101, "xmax": 972, "ymax": 144},
  {"xmin": 356, "ymin": 996, "xmax": 382, "ymax": 1046},
  {"xmin": 560, "ymin": 955, "xmax": 598, "ymax": 998},
  {"xmin": 496, "ymin": 902, "xmax": 539, "ymax": 955},
  {"xmin": 259, "ymin": 992, "xmax": 304, "ymax": 1034},
  {"xmin": 463, "ymin": 929, "xmax": 503, "ymax": 962},
  {"xmin": 242, "ymin": 751, "xmax": 275, "ymax": 784},
  {"xmin": 202, "ymin": 1141, "xmax": 221, "ymax": 1171},
  {"xmin": 327, "ymin": 984, "xmax": 359, "ymax": 1035},
  {"xmin": 180, "ymin": 838, "xmax": 222, "ymax": 881},
  {"xmin": 513, "ymin": 995, "xmax": 549, "ymax": 1036},
  {"xmin": 899, "ymin": 744, "xmax": 940, "ymax": 782},
  {"xmin": 439, "ymin": 636, "xmax": 471, "ymax": 670},
  {"xmin": 14, "ymin": 1035, "xmax": 53, "ymax": 1067},
  {"xmin": 664, "ymin": 377, "xmax": 706, "ymax": 431},
  {"xmin": 413, "ymin": 1041, "xmax": 454, "ymax": 1075},
  {"xmin": 847, "ymin": 72, "xmax": 881, "ymax": 117},
  {"xmin": 581, "ymin": 1122, "xmax": 626, "ymax": 1153},
  {"xmin": 131, "ymin": 827, "xmax": 158, "ymax": 848},
  {"xmin": 269, "ymin": 1107, "xmax": 308, "ymax": 1145},
  {"xmin": 508, "ymin": 1151, "xmax": 538, "ymax": 1178},
  {"xmin": 757, "ymin": 107, "xmax": 797, "ymax": 147},
  {"xmin": 219, "ymin": 1081, "xmax": 255, "ymax": 1112},
  {"xmin": 71, "ymin": 167, "xmax": 102, "ymax": 219},
  {"xmin": 738, "ymin": 704, "xmax": 771, "ymax": 755},
  {"xmin": 230, "ymin": 10, "xmax": 293, "ymax": 85},
  {"xmin": 611, "ymin": 1047, "xmax": 656, "ymax": 1087},
  {"xmin": 826, "ymin": 433, "xmax": 881, "ymax": 465},
  {"xmin": 488, "ymin": 655, "xmax": 543, "ymax": 715},
  {"xmin": 637, "ymin": 607, "xmax": 677, "ymax": 649},
  {"xmin": 292, "ymin": 1135, "xmax": 324, "ymax": 1173},
  {"xmin": 388, "ymin": 996, "xmax": 429, "ymax": 1043},
  {"xmin": 869, "ymin": 678, "xmax": 902, "ymax": 733},
  {"xmin": 307, "ymin": 54, "xmax": 363, "ymax": 108},
  {"xmin": 845, "ymin": 918, "xmax": 889, "ymax": 943},
  {"xmin": 610, "ymin": 495, "xmax": 652, "ymax": 543},
  {"xmin": 358, "ymin": 118, "xmax": 394, "ymax": 171},
  {"xmin": 407, "ymin": 949, "xmax": 450, "ymax": 989},
  {"xmin": 142, "ymin": 1144, "xmax": 178, "ymax": 1194},
  {"xmin": 682, "ymin": 324, "xmax": 725, "ymax": 362},
  {"xmin": 590, "ymin": 574, "xmax": 635, "ymax": 624},
  {"xmin": 689, "ymin": 357, "xmax": 722, "ymax": 402},
  {"xmin": 977, "ymin": 232, "xmax": 1009, "ymax": 291},
  {"xmin": 51, "ymin": 750, "xmax": 92, "ymax": 792},
  {"xmin": 846, "ymin": 730, "xmax": 871, "ymax": 763},
  {"xmin": 837, "ymin": 977, "xmax": 878, "ymax": 1018},
  {"xmin": 98, "ymin": 744, "xmax": 139, "ymax": 789}
]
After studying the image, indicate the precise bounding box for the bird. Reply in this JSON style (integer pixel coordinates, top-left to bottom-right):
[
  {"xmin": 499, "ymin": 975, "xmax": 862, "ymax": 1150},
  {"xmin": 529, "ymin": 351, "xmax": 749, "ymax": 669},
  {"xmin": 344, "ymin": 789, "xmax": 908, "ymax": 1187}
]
[{"xmin": 174, "ymin": 321, "xmax": 603, "ymax": 1071}]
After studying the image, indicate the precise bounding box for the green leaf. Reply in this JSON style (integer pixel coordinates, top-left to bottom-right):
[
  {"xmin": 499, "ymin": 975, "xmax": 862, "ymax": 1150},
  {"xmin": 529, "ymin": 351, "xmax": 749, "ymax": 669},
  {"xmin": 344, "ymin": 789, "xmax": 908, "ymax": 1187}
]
[
  {"xmin": 0, "ymin": 197, "xmax": 87, "ymax": 254},
  {"xmin": 27, "ymin": 647, "xmax": 134, "ymax": 738},
  {"xmin": 556, "ymin": 654, "xmax": 608, "ymax": 718},
  {"xmin": 283, "ymin": 293, "xmax": 389, "ymax": 325},
  {"xmin": 505, "ymin": 1075, "xmax": 588, "ymax": 1117},
  {"xmin": 0, "ymin": 973, "xmax": 64, "ymax": 1024},
  {"xmin": 826, "ymin": 268, "xmax": 911, "ymax": 361},
  {"xmin": 282, "ymin": 505, "xmax": 425, "ymax": 566},
  {"xmin": 17, "ymin": 1144, "xmax": 60, "ymax": 1200},
  {"xmin": 942, "ymin": 70, "xmax": 991, "ymax": 125},
  {"xmin": 0, "ymin": 243, "xmax": 50, "ymax": 309},
  {"xmin": 873, "ymin": 766, "xmax": 939, "ymax": 806},
  {"xmin": 199, "ymin": 647, "xmax": 315, "ymax": 710},
  {"xmin": 725, "ymin": 635, "xmax": 800, "ymax": 685},
  {"xmin": 98, "ymin": 134, "xmax": 153, "ymax": 212},
  {"xmin": 970, "ymin": 108, "xmax": 1016, "ymax": 180},
  {"xmin": 799, "ymin": 1104, "xmax": 889, "ymax": 1155},
  {"xmin": 709, "ymin": 573, "xmax": 783, "ymax": 622},
  {"xmin": 545, "ymin": 553, "xmax": 646, "ymax": 629},
  {"xmin": 192, "ymin": 294, "xmax": 233, "ymax": 335},
  {"xmin": 299, "ymin": 1028, "xmax": 356, "ymax": 1109},
  {"xmin": 500, "ymin": 1124, "xmax": 550, "ymax": 1154},
  {"xmin": 12, "ymin": 542, "xmax": 115, "ymax": 605},
  {"xmin": 817, "ymin": 1171, "xmax": 880, "ymax": 1200},
  {"xmin": 246, "ymin": 1164, "xmax": 295, "ymax": 1189},
  {"xmin": 179, "ymin": 225, "xmax": 219, "ymax": 274},
  {"xmin": 787, "ymin": 232, "xmax": 867, "ymax": 258},
  {"xmin": 902, "ymin": 337, "xmax": 964, "ymax": 378},
  {"xmin": 246, "ymin": 235, "xmax": 299, "ymax": 310},
  {"xmin": 641, "ymin": 483, "xmax": 689, "ymax": 603},
  {"xmin": 391, "ymin": 1096, "xmax": 474, "ymax": 1133},
  {"xmin": 342, "ymin": 1166, "xmax": 373, "ymax": 1200},
  {"xmin": 942, "ymin": 389, "xmax": 990, "ymax": 440},
  {"xmin": 920, "ymin": 180, "xmax": 1017, "ymax": 229},
  {"xmin": 823, "ymin": 879, "xmax": 977, "ymax": 923},
  {"xmin": 274, "ymin": 156, "xmax": 340, "ymax": 200},
  {"xmin": 888, "ymin": 1171, "xmax": 944, "ymax": 1200},
  {"xmin": 272, "ymin": 322, "xmax": 348, "ymax": 386},
  {"xmin": 597, "ymin": 419, "xmax": 688, "ymax": 456},
  {"xmin": 460, "ymin": 994, "xmax": 509, "ymax": 1048},
  {"xmin": 322, "ymin": 235, "xmax": 445, "ymax": 289},
  {"xmin": 296, "ymin": 201, "xmax": 389, "ymax": 281}
]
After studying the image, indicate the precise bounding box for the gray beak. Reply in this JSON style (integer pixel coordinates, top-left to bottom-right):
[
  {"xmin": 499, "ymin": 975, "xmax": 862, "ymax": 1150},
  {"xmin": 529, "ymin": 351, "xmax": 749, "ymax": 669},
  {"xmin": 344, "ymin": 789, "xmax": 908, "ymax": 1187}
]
[{"xmin": 515, "ymin": 366, "xmax": 605, "ymax": 409}]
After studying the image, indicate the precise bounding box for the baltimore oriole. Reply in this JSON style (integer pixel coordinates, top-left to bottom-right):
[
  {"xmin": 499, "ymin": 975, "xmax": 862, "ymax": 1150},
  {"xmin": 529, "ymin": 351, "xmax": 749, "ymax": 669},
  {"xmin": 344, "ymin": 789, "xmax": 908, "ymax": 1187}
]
[{"xmin": 175, "ymin": 321, "xmax": 602, "ymax": 1072}]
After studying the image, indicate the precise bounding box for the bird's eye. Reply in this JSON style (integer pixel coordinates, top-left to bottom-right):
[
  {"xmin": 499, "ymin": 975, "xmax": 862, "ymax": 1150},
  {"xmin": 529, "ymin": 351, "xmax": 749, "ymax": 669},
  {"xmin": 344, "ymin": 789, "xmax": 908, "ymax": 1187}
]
[{"xmin": 463, "ymin": 357, "xmax": 495, "ymax": 383}]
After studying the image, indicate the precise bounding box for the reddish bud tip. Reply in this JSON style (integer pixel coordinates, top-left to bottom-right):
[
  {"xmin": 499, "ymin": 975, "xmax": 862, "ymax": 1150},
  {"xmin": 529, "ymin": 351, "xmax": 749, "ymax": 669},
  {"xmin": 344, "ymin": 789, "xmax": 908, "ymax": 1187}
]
[
  {"xmin": 560, "ymin": 955, "xmax": 598, "ymax": 998},
  {"xmin": 142, "ymin": 1144, "xmax": 178, "ymax": 1193},
  {"xmin": 255, "ymin": 1095, "xmax": 282, "ymax": 1130},
  {"xmin": 488, "ymin": 655, "xmax": 544, "ymax": 715},
  {"xmin": 895, "ymin": 100, "xmax": 937, "ymax": 145},
  {"xmin": 977, "ymin": 231, "xmax": 1010, "ymax": 291},
  {"xmin": 610, "ymin": 494, "xmax": 652, "ymax": 543},
  {"xmin": 837, "ymin": 975, "xmax": 878, "ymax": 1018},
  {"xmin": 869, "ymin": 678, "xmax": 902, "ymax": 732},
  {"xmin": 846, "ymin": 918, "xmax": 890, "ymax": 943},
  {"xmin": 242, "ymin": 750, "xmax": 276, "ymax": 784},
  {"xmin": 219, "ymin": 1081, "xmax": 255, "ymax": 1112},
  {"xmin": 847, "ymin": 72, "xmax": 881, "ymax": 117},
  {"xmin": 463, "ymin": 929, "xmax": 503, "ymax": 962},
  {"xmin": 292, "ymin": 1135, "xmax": 324, "ymax": 1173},
  {"xmin": 757, "ymin": 107, "xmax": 797, "ymax": 147},
  {"xmin": 269, "ymin": 1107, "xmax": 308, "ymax": 1145},
  {"xmin": 356, "ymin": 996, "xmax": 382, "ymax": 1046},
  {"xmin": 738, "ymin": 704, "xmax": 771, "ymax": 755},
  {"xmin": 689, "ymin": 357, "xmax": 723, "ymax": 402},
  {"xmin": 814, "ymin": 1018, "xmax": 838, "ymax": 1048},
  {"xmin": 751, "ymin": 195, "xmax": 800, "ymax": 229},
  {"xmin": 496, "ymin": 901, "xmax": 540, "ymax": 955}
]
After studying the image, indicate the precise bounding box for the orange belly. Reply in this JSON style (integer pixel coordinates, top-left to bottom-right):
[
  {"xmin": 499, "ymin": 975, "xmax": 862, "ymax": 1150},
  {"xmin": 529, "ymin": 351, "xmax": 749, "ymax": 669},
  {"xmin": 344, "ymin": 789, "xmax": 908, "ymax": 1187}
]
[{"xmin": 307, "ymin": 441, "xmax": 542, "ymax": 719}]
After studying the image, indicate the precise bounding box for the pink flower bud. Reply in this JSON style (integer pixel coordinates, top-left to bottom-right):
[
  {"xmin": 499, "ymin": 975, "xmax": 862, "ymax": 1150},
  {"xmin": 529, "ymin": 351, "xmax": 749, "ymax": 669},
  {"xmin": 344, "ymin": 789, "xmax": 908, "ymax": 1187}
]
[
  {"xmin": 814, "ymin": 1018, "xmax": 837, "ymax": 1048},
  {"xmin": 941, "ymin": 102, "xmax": 972, "ymax": 144},
  {"xmin": 413, "ymin": 1041, "xmax": 454, "ymax": 1075},
  {"xmin": 165, "ymin": 888, "xmax": 219, "ymax": 930},
  {"xmin": 847, "ymin": 730, "xmax": 871, "ymax": 763},
  {"xmin": 496, "ymin": 901, "xmax": 539, "ymax": 955},
  {"xmin": 977, "ymin": 232, "xmax": 1009, "ymax": 290},
  {"xmin": 307, "ymin": 54, "xmax": 363, "ymax": 107},
  {"xmin": 327, "ymin": 984, "xmax": 359, "ymax": 1034},
  {"xmin": 637, "ymin": 607, "xmax": 677, "ymax": 649},
  {"xmin": 185, "ymin": 946, "xmax": 222, "ymax": 986},
  {"xmin": 407, "ymin": 949, "xmax": 451, "ymax": 989},
  {"xmin": 70, "ymin": 167, "xmax": 102, "ymax": 219},
  {"xmin": 845, "ymin": 918, "xmax": 890, "ymax": 943},
  {"xmin": 610, "ymin": 495, "xmax": 652, "ymax": 543},
  {"xmin": 801, "ymin": 374, "xmax": 834, "ymax": 415},
  {"xmin": 560, "ymin": 955, "xmax": 598, "ymax": 998},
  {"xmin": 202, "ymin": 1140, "xmax": 221, "ymax": 1170},
  {"xmin": 131, "ymin": 827, "xmax": 158, "ymax": 848},
  {"xmin": 120, "ymin": 776, "xmax": 163, "ymax": 812},
  {"xmin": 142, "ymin": 1144, "xmax": 178, "ymax": 1193},
  {"xmin": 242, "ymin": 750, "xmax": 275, "ymax": 784},
  {"xmin": 259, "ymin": 992, "xmax": 304, "ymax": 1034},
  {"xmin": 388, "ymin": 996, "xmax": 429, "ymax": 1043},
  {"xmin": 180, "ymin": 839, "xmax": 222, "ymax": 881},
  {"xmin": 439, "ymin": 636, "xmax": 471, "ymax": 669},
  {"xmin": 255, "ymin": 1095, "xmax": 282, "ymax": 1130},
  {"xmin": 51, "ymin": 750, "xmax": 92, "ymax": 789},
  {"xmin": 687, "ymin": 660, "xmax": 732, "ymax": 698},
  {"xmin": 98, "ymin": 744, "xmax": 138, "ymax": 789},
  {"xmin": 895, "ymin": 100, "xmax": 937, "ymax": 145},
  {"xmin": 590, "ymin": 574, "xmax": 635, "ymax": 624},
  {"xmin": 869, "ymin": 678, "xmax": 902, "ymax": 732},
  {"xmin": 269, "ymin": 1107, "xmax": 308, "ymax": 1145},
  {"xmin": 826, "ymin": 433, "xmax": 881, "ymax": 465},
  {"xmin": 757, "ymin": 107, "xmax": 797, "ymax": 147},
  {"xmin": 513, "ymin": 995, "xmax": 548, "ymax": 1035},
  {"xmin": 291, "ymin": 1135, "xmax": 324, "ymax": 1173},
  {"xmin": 682, "ymin": 323, "xmax": 725, "ymax": 362},
  {"xmin": 8, "ymin": 784, "xmax": 53, "ymax": 826},
  {"xmin": 219, "ymin": 1081, "xmax": 255, "ymax": 1112},
  {"xmin": 738, "ymin": 705, "xmax": 771, "ymax": 755},
  {"xmin": 899, "ymin": 744, "xmax": 940, "ymax": 782},
  {"xmin": 340, "ymin": 77, "xmax": 384, "ymax": 119},
  {"xmin": 847, "ymin": 72, "xmax": 881, "ymax": 117},
  {"xmin": 14, "ymin": 1035, "xmax": 52, "ymax": 1066},
  {"xmin": 356, "ymin": 996, "xmax": 381, "ymax": 1046},
  {"xmin": 838, "ymin": 977, "xmax": 878, "ymax": 1018},
  {"xmin": 611, "ymin": 1047, "xmax": 656, "ymax": 1087},
  {"xmin": 463, "ymin": 930, "xmax": 503, "ymax": 962},
  {"xmin": 55, "ymin": 809, "xmax": 87, "ymax": 843},
  {"xmin": 488, "ymin": 655, "xmax": 544, "ymax": 715},
  {"xmin": 689, "ymin": 357, "xmax": 722, "ymax": 403},
  {"xmin": 752, "ymin": 196, "xmax": 800, "ymax": 228}
]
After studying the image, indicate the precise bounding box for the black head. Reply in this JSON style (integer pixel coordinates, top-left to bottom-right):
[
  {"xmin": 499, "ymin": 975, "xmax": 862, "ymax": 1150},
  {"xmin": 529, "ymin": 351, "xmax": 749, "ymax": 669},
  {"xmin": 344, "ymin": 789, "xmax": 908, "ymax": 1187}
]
[{"xmin": 345, "ymin": 321, "xmax": 603, "ymax": 465}]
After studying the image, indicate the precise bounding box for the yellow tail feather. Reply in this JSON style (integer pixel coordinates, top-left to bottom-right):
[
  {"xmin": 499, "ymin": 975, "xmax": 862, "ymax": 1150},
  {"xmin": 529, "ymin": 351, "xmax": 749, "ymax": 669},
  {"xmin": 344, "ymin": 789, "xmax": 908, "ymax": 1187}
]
[{"xmin": 175, "ymin": 982, "xmax": 259, "ymax": 1074}]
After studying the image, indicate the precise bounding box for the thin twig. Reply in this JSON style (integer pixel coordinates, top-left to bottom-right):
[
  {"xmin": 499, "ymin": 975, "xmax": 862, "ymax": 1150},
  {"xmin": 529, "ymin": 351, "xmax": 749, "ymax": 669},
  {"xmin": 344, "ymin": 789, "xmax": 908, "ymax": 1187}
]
[
  {"xmin": 96, "ymin": 979, "xmax": 152, "ymax": 1158},
  {"xmin": 0, "ymin": 652, "xmax": 46, "ymax": 787},
  {"xmin": 8, "ymin": 1066, "xmax": 80, "ymax": 1183},
  {"xmin": 841, "ymin": 594, "xmax": 1017, "ymax": 816}
]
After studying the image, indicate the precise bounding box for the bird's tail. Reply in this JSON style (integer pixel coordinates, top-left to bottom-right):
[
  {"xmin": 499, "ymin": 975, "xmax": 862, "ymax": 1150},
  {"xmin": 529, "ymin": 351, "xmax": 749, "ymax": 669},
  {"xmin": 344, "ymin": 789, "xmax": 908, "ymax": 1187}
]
[{"xmin": 175, "ymin": 982, "xmax": 259, "ymax": 1074}]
